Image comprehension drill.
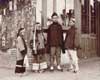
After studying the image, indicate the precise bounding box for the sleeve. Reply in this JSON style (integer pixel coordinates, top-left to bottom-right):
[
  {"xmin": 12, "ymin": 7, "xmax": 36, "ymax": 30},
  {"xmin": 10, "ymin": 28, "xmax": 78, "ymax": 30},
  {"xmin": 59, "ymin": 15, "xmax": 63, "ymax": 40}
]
[
  {"xmin": 17, "ymin": 37, "xmax": 25, "ymax": 52},
  {"xmin": 47, "ymin": 25, "xmax": 51, "ymax": 45}
]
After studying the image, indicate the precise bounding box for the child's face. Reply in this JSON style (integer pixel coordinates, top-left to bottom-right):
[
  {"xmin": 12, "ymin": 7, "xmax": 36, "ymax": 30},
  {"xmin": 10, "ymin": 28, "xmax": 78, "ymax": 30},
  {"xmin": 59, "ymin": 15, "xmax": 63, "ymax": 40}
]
[{"xmin": 52, "ymin": 16, "xmax": 58, "ymax": 22}]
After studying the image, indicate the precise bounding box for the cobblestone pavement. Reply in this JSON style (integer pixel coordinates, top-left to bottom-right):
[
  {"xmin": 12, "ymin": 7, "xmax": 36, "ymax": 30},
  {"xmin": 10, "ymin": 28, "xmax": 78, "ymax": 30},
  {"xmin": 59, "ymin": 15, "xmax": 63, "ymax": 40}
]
[{"xmin": 0, "ymin": 50, "xmax": 100, "ymax": 80}]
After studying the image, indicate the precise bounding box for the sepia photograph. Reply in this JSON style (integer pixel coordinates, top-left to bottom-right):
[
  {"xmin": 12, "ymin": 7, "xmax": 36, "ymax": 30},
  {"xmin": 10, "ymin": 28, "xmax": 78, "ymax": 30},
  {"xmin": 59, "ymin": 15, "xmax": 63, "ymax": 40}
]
[{"xmin": 0, "ymin": 0, "xmax": 100, "ymax": 80}]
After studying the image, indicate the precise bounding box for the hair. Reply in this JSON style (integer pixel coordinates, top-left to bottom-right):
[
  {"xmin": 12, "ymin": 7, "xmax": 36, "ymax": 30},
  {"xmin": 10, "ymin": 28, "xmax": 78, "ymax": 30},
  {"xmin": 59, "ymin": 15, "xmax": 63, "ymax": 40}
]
[
  {"xmin": 17, "ymin": 28, "xmax": 24, "ymax": 37},
  {"xmin": 51, "ymin": 12, "xmax": 58, "ymax": 18}
]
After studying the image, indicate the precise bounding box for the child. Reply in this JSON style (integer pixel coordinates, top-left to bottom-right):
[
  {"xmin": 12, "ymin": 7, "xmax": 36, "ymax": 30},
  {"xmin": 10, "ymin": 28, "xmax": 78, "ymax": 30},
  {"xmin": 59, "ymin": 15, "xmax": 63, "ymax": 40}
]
[
  {"xmin": 64, "ymin": 18, "xmax": 79, "ymax": 73},
  {"xmin": 30, "ymin": 22, "xmax": 47, "ymax": 73},
  {"xmin": 15, "ymin": 28, "xmax": 27, "ymax": 76}
]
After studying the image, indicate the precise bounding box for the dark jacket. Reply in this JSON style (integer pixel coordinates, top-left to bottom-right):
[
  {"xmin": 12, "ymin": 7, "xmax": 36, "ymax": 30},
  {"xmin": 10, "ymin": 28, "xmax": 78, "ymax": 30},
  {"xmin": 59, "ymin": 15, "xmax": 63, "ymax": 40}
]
[
  {"xmin": 47, "ymin": 22, "xmax": 64, "ymax": 47},
  {"xmin": 46, "ymin": 22, "xmax": 65, "ymax": 53},
  {"xmin": 64, "ymin": 26, "xmax": 77, "ymax": 50}
]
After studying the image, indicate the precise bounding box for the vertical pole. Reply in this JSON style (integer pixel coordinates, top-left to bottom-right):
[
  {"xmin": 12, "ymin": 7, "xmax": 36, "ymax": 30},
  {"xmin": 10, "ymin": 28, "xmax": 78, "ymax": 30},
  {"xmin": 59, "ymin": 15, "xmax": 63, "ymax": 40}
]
[
  {"xmin": 31, "ymin": 0, "xmax": 37, "ymax": 24},
  {"xmin": 42, "ymin": 0, "xmax": 47, "ymax": 27},
  {"xmin": 74, "ymin": 0, "xmax": 82, "ymax": 38},
  {"xmin": 53, "ymin": 0, "xmax": 57, "ymax": 12},
  {"xmin": 89, "ymin": 0, "xmax": 91, "ymax": 34},
  {"xmin": 65, "ymin": 0, "xmax": 66, "ymax": 10},
  {"xmin": 74, "ymin": 0, "xmax": 82, "ymax": 57},
  {"xmin": 65, "ymin": 0, "xmax": 66, "ymax": 27}
]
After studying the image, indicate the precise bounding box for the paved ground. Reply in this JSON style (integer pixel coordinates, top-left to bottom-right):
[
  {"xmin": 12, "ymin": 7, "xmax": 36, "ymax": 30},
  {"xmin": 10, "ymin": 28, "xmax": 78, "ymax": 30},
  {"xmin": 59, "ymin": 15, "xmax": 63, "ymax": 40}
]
[{"xmin": 0, "ymin": 50, "xmax": 100, "ymax": 80}]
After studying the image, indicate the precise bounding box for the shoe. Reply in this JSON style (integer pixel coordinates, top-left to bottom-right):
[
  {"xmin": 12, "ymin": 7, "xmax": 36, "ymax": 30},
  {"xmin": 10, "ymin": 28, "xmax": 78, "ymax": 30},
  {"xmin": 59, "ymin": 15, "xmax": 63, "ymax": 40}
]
[
  {"xmin": 57, "ymin": 65, "xmax": 63, "ymax": 72},
  {"xmin": 73, "ymin": 66, "xmax": 79, "ymax": 73},
  {"xmin": 50, "ymin": 66, "xmax": 54, "ymax": 71},
  {"xmin": 73, "ymin": 70, "xmax": 78, "ymax": 73}
]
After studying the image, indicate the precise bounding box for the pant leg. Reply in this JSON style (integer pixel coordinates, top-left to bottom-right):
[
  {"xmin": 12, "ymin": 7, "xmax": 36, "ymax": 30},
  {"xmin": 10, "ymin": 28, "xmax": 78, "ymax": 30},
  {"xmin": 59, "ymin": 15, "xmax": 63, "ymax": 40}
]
[
  {"xmin": 56, "ymin": 47, "xmax": 61, "ymax": 66},
  {"xmin": 65, "ymin": 50, "xmax": 73, "ymax": 69},
  {"xmin": 50, "ymin": 47, "xmax": 56, "ymax": 67},
  {"xmin": 69, "ymin": 50, "xmax": 79, "ymax": 71}
]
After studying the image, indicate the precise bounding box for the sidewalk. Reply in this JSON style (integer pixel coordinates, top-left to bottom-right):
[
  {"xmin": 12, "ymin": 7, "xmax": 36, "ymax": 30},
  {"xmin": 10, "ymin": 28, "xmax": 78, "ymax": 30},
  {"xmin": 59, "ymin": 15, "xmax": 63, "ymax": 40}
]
[{"xmin": 0, "ymin": 50, "xmax": 100, "ymax": 80}]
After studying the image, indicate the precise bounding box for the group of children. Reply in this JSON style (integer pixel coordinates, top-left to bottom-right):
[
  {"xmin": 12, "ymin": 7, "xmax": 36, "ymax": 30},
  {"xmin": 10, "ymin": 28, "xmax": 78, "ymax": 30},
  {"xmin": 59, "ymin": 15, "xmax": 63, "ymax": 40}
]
[
  {"xmin": 29, "ymin": 13, "xmax": 79, "ymax": 73},
  {"xmin": 15, "ymin": 12, "xmax": 79, "ymax": 76}
]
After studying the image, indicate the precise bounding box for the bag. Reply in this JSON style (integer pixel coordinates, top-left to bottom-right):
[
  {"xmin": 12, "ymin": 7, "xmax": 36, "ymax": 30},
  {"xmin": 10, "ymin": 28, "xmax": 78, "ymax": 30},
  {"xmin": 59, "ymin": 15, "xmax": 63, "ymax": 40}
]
[
  {"xmin": 24, "ymin": 55, "xmax": 30, "ymax": 68},
  {"xmin": 61, "ymin": 51, "xmax": 70, "ymax": 65}
]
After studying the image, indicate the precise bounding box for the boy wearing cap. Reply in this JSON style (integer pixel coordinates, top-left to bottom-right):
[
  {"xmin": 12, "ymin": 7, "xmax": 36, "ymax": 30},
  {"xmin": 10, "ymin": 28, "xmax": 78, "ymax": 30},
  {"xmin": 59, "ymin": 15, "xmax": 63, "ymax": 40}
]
[{"xmin": 47, "ymin": 12, "xmax": 65, "ymax": 71}]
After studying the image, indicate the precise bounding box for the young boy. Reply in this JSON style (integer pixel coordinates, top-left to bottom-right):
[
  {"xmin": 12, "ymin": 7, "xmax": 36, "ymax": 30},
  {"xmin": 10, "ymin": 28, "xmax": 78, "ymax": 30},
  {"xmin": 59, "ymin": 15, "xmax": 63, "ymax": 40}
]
[
  {"xmin": 47, "ymin": 13, "xmax": 65, "ymax": 71},
  {"xmin": 64, "ymin": 18, "xmax": 79, "ymax": 73}
]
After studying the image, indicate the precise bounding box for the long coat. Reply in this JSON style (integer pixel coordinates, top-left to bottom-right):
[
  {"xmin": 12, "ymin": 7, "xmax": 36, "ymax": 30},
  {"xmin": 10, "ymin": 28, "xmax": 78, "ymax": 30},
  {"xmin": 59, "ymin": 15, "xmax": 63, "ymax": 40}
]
[
  {"xmin": 16, "ymin": 36, "xmax": 27, "ymax": 60},
  {"xmin": 30, "ymin": 30, "xmax": 45, "ymax": 50},
  {"xmin": 37, "ymin": 31, "xmax": 45, "ymax": 49},
  {"xmin": 64, "ymin": 26, "xmax": 77, "ymax": 50}
]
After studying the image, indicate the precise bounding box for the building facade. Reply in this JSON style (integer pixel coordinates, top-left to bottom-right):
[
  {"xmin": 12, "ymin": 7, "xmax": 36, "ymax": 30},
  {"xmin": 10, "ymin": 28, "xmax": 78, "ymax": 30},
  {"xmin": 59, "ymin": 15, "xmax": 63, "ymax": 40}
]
[
  {"xmin": 0, "ymin": 0, "xmax": 36, "ymax": 50},
  {"xmin": 0, "ymin": 0, "xmax": 100, "ymax": 58}
]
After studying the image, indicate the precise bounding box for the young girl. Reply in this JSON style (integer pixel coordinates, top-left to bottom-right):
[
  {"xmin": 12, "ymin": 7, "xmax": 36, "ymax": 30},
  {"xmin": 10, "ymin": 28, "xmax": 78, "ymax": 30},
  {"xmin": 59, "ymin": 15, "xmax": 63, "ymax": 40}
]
[
  {"xmin": 15, "ymin": 28, "xmax": 27, "ymax": 76},
  {"xmin": 30, "ymin": 23, "xmax": 47, "ymax": 73}
]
